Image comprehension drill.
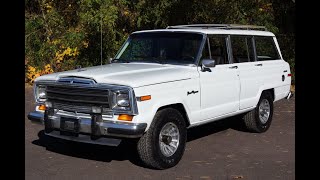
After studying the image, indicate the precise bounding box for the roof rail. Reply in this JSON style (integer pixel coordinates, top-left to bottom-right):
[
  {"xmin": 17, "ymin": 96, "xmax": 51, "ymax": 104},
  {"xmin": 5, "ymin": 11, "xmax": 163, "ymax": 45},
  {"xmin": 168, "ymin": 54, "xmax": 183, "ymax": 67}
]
[{"xmin": 166, "ymin": 24, "xmax": 267, "ymax": 31}]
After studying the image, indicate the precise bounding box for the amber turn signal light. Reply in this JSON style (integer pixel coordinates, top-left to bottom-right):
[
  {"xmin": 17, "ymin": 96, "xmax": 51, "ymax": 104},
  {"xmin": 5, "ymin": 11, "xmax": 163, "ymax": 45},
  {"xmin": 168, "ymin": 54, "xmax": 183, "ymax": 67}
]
[
  {"xmin": 39, "ymin": 104, "xmax": 46, "ymax": 111},
  {"xmin": 118, "ymin": 114, "xmax": 133, "ymax": 121},
  {"xmin": 139, "ymin": 95, "xmax": 151, "ymax": 101}
]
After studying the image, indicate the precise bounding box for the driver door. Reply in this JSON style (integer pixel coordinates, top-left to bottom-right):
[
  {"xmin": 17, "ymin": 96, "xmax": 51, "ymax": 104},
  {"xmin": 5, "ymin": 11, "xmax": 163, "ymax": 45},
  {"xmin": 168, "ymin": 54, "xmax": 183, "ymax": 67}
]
[{"xmin": 199, "ymin": 35, "xmax": 240, "ymax": 121}]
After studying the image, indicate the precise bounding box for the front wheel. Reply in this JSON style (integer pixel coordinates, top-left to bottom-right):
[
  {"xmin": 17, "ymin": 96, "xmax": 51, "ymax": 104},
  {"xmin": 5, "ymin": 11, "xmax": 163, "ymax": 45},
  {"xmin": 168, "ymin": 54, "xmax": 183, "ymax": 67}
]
[
  {"xmin": 243, "ymin": 91, "xmax": 274, "ymax": 133},
  {"xmin": 137, "ymin": 108, "xmax": 187, "ymax": 169}
]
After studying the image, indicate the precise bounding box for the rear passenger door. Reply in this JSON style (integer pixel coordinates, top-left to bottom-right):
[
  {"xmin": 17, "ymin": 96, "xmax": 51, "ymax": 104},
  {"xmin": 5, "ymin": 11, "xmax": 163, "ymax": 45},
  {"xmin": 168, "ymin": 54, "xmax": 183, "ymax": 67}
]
[{"xmin": 230, "ymin": 35, "xmax": 261, "ymax": 110}]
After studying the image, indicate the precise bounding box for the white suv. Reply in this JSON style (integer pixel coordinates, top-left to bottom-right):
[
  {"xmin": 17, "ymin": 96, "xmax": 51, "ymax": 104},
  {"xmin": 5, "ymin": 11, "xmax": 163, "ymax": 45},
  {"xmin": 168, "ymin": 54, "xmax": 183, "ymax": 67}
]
[{"xmin": 28, "ymin": 24, "xmax": 293, "ymax": 169}]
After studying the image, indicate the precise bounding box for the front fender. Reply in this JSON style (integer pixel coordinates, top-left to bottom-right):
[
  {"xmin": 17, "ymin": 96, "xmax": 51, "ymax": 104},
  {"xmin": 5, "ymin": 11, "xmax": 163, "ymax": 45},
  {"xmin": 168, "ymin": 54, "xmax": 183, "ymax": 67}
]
[{"xmin": 132, "ymin": 82, "xmax": 195, "ymax": 131}]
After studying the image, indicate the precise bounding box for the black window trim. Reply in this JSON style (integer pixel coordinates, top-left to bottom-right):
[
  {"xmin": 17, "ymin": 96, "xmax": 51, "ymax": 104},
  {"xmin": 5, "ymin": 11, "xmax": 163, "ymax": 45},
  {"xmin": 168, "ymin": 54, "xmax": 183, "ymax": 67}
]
[
  {"xmin": 251, "ymin": 36, "xmax": 257, "ymax": 62},
  {"xmin": 207, "ymin": 37, "xmax": 212, "ymax": 59}
]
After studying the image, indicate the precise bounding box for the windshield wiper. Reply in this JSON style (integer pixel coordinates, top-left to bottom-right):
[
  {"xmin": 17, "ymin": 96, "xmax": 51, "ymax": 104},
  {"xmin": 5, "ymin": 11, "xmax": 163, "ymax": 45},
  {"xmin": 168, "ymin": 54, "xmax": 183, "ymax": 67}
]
[
  {"xmin": 112, "ymin": 57, "xmax": 166, "ymax": 64},
  {"xmin": 130, "ymin": 56, "xmax": 165, "ymax": 64},
  {"xmin": 111, "ymin": 58, "xmax": 130, "ymax": 63},
  {"xmin": 132, "ymin": 60, "xmax": 163, "ymax": 64}
]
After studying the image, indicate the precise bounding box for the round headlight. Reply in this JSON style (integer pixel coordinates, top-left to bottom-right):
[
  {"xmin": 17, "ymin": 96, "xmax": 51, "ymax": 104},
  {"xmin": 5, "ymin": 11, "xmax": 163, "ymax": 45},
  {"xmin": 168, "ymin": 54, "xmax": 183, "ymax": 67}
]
[{"xmin": 116, "ymin": 93, "xmax": 129, "ymax": 107}]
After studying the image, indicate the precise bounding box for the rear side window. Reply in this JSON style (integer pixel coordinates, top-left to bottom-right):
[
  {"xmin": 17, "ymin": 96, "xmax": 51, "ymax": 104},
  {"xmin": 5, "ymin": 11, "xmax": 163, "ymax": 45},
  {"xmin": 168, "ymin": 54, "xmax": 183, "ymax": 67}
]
[
  {"xmin": 254, "ymin": 36, "xmax": 280, "ymax": 61},
  {"xmin": 230, "ymin": 36, "xmax": 255, "ymax": 63}
]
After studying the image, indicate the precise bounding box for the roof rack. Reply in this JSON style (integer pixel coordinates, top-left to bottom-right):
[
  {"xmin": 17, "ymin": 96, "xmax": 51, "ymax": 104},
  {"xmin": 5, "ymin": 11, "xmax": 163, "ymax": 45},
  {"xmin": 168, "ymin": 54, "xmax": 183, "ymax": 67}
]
[{"xmin": 166, "ymin": 24, "xmax": 267, "ymax": 31}]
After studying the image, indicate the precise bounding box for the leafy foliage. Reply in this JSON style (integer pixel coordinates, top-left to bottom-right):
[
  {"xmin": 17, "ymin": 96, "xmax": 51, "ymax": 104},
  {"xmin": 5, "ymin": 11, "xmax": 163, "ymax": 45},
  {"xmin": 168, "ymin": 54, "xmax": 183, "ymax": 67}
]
[{"xmin": 25, "ymin": 0, "xmax": 295, "ymax": 84}]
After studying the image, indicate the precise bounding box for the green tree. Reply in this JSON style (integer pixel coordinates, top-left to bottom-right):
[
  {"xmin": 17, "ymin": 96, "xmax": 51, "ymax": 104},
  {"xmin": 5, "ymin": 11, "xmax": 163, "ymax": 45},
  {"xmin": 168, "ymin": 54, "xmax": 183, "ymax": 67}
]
[{"xmin": 25, "ymin": 0, "xmax": 295, "ymax": 84}]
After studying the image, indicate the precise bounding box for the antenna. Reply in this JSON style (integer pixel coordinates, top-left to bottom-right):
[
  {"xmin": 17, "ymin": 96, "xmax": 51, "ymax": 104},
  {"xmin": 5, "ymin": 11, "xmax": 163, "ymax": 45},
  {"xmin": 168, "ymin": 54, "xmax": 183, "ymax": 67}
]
[{"xmin": 100, "ymin": 15, "xmax": 103, "ymax": 66}]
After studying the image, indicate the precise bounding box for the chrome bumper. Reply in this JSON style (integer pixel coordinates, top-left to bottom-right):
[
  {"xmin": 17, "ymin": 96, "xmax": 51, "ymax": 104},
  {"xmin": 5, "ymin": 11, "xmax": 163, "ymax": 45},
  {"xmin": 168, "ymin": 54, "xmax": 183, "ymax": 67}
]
[
  {"xmin": 27, "ymin": 111, "xmax": 147, "ymax": 142},
  {"xmin": 28, "ymin": 111, "xmax": 45, "ymax": 124},
  {"xmin": 286, "ymin": 91, "xmax": 294, "ymax": 99}
]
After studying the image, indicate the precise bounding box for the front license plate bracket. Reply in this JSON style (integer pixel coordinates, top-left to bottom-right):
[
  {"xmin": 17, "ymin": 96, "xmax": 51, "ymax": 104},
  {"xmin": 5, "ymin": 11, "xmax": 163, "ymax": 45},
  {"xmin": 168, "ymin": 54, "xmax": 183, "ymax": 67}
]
[{"xmin": 60, "ymin": 117, "xmax": 80, "ymax": 133}]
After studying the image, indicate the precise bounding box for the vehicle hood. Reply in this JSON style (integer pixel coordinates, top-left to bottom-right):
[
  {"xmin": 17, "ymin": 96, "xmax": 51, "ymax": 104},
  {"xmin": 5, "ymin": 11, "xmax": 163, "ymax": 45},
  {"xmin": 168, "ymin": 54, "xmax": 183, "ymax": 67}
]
[{"xmin": 35, "ymin": 63, "xmax": 199, "ymax": 88}]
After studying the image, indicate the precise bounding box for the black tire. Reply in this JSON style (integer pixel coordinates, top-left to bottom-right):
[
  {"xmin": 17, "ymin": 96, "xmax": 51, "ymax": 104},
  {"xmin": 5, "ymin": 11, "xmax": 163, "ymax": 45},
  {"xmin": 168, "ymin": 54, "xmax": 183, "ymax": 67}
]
[
  {"xmin": 243, "ymin": 91, "xmax": 274, "ymax": 133},
  {"xmin": 137, "ymin": 108, "xmax": 187, "ymax": 169}
]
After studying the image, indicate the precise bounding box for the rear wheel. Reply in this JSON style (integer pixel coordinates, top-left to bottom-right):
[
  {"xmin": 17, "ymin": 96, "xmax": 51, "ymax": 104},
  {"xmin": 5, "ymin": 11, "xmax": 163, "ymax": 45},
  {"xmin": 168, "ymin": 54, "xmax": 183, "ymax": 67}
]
[
  {"xmin": 243, "ymin": 91, "xmax": 274, "ymax": 133},
  {"xmin": 137, "ymin": 108, "xmax": 187, "ymax": 169}
]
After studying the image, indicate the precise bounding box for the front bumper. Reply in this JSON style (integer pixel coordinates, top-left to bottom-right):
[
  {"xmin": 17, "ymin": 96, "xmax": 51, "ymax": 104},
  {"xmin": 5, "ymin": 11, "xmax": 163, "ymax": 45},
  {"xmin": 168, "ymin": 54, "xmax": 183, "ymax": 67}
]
[{"xmin": 28, "ymin": 110, "xmax": 147, "ymax": 145}]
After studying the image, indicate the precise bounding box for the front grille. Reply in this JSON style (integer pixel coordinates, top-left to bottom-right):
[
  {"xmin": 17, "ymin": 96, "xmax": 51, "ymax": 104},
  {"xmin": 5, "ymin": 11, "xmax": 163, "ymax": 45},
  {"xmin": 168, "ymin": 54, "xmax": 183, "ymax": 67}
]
[
  {"xmin": 46, "ymin": 85, "xmax": 110, "ymax": 113},
  {"xmin": 54, "ymin": 102, "xmax": 93, "ymax": 113}
]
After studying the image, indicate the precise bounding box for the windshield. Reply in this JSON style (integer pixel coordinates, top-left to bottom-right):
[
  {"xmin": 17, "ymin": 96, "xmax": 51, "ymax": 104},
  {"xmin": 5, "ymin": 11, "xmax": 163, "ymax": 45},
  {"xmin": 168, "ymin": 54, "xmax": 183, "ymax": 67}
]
[{"xmin": 114, "ymin": 32, "xmax": 204, "ymax": 65}]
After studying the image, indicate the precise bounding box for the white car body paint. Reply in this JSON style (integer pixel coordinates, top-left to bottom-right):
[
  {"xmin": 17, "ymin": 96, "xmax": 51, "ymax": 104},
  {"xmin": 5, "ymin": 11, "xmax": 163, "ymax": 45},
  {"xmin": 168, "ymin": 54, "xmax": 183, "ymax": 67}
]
[{"xmin": 34, "ymin": 28, "xmax": 292, "ymax": 132}]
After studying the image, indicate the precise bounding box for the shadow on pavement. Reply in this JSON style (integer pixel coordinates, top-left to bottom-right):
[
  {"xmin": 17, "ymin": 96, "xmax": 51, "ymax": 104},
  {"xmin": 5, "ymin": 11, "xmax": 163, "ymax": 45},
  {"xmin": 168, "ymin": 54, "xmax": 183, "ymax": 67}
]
[
  {"xmin": 32, "ymin": 116, "xmax": 251, "ymax": 167},
  {"xmin": 187, "ymin": 115, "xmax": 251, "ymax": 142},
  {"xmin": 32, "ymin": 130, "xmax": 145, "ymax": 167}
]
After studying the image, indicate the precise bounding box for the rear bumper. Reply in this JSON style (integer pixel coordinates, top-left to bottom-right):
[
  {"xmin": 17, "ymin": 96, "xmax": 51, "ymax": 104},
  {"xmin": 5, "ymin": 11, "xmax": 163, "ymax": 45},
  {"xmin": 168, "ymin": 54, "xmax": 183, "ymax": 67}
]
[
  {"xmin": 27, "ymin": 111, "xmax": 147, "ymax": 142},
  {"xmin": 286, "ymin": 91, "xmax": 294, "ymax": 99}
]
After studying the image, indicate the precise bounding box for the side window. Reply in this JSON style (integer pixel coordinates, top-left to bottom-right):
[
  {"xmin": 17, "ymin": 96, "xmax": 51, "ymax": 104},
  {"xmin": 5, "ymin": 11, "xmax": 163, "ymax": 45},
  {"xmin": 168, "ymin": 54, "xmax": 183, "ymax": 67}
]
[
  {"xmin": 255, "ymin": 36, "xmax": 280, "ymax": 61},
  {"xmin": 230, "ymin": 36, "xmax": 255, "ymax": 63},
  {"xmin": 208, "ymin": 35, "xmax": 229, "ymax": 64},
  {"xmin": 200, "ymin": 38, "xmax": 210, "ymax": 61}
]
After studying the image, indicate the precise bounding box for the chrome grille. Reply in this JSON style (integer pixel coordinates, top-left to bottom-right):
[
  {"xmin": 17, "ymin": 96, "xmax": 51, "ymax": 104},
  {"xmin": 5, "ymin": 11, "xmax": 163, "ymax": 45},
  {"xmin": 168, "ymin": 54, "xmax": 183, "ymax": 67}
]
[
  {"xmin": 46, "ymin": 85, "xmax": 110, "ymax": 112},
  {"xmin": 53, "ymin": 102, "xmax": 93, "ymax": 113}
]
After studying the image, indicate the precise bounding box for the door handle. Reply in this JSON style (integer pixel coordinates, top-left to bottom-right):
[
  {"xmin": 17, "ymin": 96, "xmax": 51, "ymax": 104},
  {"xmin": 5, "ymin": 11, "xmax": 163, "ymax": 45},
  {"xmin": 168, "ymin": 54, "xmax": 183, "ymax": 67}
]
[
  {"xmin": 229, "ymin": 66, "xmax": 238, "ymax": 69},
  {"xmin": 255, "ymin": 64, "xmax": 263, "ymax": 66}
]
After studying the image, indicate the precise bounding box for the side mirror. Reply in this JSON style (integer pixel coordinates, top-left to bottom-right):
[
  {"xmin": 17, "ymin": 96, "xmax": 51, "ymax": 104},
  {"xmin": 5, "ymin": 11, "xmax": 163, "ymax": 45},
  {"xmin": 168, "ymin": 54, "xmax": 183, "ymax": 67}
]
[
  {"xmin": 201, "ymin": 59, "xmax": 216, "ymax": 72},
  {"xmin": 109, "ymin": 57, "xmax": 113, "ymax": 64}
]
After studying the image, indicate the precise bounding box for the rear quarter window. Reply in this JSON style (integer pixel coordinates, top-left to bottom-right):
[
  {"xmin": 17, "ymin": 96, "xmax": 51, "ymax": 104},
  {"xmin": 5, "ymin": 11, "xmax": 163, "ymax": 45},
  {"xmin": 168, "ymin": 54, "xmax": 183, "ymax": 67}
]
[{"xmin": 254, "ymin": 36, "xmax": 280, "ymax": 61}]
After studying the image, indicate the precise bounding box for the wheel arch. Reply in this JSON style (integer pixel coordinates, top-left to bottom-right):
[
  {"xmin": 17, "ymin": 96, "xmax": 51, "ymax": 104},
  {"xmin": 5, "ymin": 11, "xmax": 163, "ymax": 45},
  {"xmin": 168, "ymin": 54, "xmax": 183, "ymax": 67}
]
[
  {"xmin": 261, "ymin": 88, "xmax": 275, "ymax": 101},
  {"xmin": 157, "ymin": 103, "xmax": 191, "ymax": 127}
]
